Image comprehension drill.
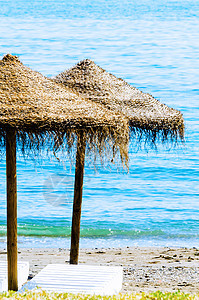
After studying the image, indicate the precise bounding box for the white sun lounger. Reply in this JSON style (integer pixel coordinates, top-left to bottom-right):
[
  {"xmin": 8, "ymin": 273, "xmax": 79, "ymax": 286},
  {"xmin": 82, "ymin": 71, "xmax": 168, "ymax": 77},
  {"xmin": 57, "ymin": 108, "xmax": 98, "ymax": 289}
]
[
  {"xmin": 0, "ymin": 261, "xmax": 29, "ymax": 292},
  {"xmin": 22, "ymin": 264, "xmax": 123, "ymax": 295}
]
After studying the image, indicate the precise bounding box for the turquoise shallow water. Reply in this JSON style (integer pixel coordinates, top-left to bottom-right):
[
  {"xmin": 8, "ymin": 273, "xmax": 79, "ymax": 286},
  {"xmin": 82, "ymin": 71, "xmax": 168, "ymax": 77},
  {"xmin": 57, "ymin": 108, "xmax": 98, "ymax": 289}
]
[{"xmin": 0, "ymin": 0, "xmax": 199, "ymax": 248}]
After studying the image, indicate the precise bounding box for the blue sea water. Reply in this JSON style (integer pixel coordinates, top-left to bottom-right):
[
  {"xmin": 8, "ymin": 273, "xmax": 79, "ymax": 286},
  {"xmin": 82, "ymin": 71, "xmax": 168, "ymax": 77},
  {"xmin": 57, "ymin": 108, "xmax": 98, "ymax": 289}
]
[{"xmin": 0, "ymin": 0, "xmax": 198, "ymax": 248}]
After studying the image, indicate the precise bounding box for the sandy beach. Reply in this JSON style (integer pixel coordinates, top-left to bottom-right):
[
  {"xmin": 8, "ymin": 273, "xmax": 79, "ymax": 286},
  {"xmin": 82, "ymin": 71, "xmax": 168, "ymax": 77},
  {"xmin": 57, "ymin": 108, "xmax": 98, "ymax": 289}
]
[{"xmin": 1, "ymin": 246, "xmax": 199, "ymax": 294}]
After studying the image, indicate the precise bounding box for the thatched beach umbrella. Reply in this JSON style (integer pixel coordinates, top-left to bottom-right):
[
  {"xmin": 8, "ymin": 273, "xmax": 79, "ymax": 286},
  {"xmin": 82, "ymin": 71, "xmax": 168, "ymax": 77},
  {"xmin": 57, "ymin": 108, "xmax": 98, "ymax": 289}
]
[
  {"xmin": 55, "ymin": 59, "xmax": 184, "ymax": 142},
  {"xmin": 55, "ymin": 59, "xmax": 185, "ymax": 266},
  {"xmin": 0, "ymin": 54, "xmax": 129, "ymax": 291}
]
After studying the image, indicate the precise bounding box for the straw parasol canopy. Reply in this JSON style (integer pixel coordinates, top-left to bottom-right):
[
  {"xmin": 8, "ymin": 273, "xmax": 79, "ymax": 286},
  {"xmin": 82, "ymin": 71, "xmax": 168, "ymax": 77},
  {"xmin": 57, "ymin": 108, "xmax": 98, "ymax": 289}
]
[
  {"xmin": 55, "ymin": 59, "xmax": 184, "ymax": 143},
  {"xmin": 0, "ymin": 54, "xmax": 129, "ymax": 160},
  {"xmin": 0, "ymin": 54, "xmax": 130, "ymax": 291}
]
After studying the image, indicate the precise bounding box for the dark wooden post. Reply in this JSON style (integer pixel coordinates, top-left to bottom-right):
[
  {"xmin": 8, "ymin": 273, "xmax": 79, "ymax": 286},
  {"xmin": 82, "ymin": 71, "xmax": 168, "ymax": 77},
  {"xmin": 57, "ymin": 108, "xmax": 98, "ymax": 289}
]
[
  {"xmin": 6, "ymin": 129, "xmax": 18, "ymax": 291},
  {"xmin": 70, "ymin": 132, "xmax": 86, "ymax": 264}
]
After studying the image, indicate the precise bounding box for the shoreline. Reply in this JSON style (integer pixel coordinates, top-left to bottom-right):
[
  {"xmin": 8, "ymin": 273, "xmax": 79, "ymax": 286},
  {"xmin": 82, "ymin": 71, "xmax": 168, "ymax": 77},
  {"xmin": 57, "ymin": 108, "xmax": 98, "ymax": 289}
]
[
  {"xmin": 1, "ymin": 246, "xmax": 199, "ymax": 293},
  {"xmin": 1, "ymin": 235, "xmax": 198, "ymax": 249}
]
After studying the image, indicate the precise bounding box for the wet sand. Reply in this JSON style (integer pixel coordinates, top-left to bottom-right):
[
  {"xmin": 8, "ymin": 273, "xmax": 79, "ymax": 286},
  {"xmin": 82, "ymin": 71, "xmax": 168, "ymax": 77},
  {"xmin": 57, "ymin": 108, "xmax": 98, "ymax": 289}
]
[{"xmin": 1, "ymin": 247, "xmax": 199, "ymax": 294}]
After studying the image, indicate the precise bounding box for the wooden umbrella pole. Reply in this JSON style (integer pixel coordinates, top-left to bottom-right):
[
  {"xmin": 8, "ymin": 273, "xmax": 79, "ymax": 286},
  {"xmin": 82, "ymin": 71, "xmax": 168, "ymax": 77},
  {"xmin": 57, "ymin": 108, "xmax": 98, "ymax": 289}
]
[
  {"xmin": 6, "ymin": 129, "xmax": 18, "ymax": 291},
  {"xmin": 70, "ymin": 132, "xmax": 86, "ymax": 264}
]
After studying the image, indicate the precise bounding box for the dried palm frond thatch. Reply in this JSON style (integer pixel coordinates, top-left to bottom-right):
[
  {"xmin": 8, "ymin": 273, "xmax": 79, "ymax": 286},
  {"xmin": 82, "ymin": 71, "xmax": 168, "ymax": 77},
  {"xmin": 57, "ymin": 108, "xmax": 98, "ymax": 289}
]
[
  {"xmin": 55, "ymin": 59, "xmax": 184, "ymax": 144},
  {"xmin": 0, "ymin": 54, "xmax": 129, "ymax": 163}
]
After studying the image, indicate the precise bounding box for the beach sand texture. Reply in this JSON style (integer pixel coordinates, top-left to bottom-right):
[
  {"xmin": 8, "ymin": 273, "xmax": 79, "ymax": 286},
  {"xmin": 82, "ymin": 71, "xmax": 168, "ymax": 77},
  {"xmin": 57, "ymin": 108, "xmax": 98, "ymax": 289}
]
[{"xmin": 1, "ymin": 247, "xmax": 199, "ymax": 294}]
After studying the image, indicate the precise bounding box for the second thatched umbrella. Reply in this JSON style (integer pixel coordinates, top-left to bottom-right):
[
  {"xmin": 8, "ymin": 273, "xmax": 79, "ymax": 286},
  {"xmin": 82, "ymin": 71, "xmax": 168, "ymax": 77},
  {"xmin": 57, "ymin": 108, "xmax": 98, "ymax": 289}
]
[
  {"xmin": 55, "ymin": 59, "xmax": 184, "ymax": 143},
  {"xmin": 54, "ymin": 59, "xmax": 185, "ymax": 266},
  {"xmin": 0, "ymin": 54, "xmax": 129, "ymax": 290}
]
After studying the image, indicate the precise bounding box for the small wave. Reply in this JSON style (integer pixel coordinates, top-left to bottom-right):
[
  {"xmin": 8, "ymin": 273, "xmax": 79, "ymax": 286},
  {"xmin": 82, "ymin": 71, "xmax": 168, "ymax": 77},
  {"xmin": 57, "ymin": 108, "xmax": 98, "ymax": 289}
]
[{"xmin": 0, "ymin": 224, "xmax": 198, "ymax": 239}]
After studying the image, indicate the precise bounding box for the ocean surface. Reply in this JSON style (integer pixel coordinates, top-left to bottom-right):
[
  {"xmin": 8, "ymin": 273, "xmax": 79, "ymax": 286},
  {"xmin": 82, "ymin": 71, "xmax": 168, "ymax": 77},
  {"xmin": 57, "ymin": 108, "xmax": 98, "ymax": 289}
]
[{"xmin": 0, "ymin": 0, "xmax": 198, "ymax": 249}]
